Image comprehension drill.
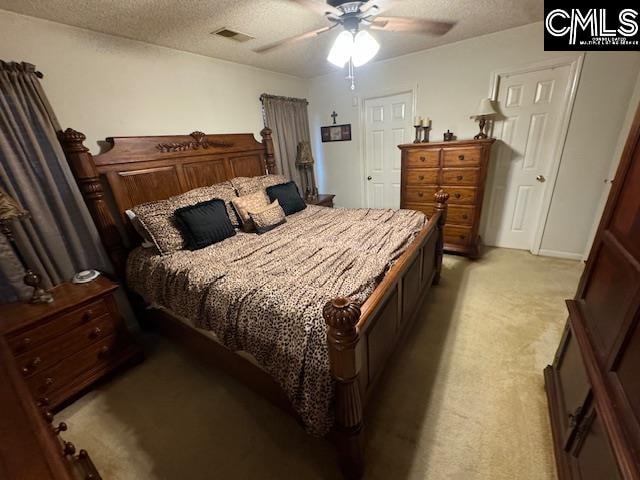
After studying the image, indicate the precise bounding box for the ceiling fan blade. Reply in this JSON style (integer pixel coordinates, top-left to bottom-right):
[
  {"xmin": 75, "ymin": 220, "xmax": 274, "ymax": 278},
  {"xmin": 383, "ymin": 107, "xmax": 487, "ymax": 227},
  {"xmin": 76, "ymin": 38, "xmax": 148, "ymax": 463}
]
[
  {"xmin": 253, "ymin": 26, "xmax": 333, "ymax": 53},
  {"xmin": 370, "ymin": 16, "xmax": 455, "ymax": 35},
  {"xmin": 288, "ymin": 0, "xmax": 342, "ymax": 16},
  {"xmin": 360, "ymin": 0, "xmax": 399, "ymax": 14}
]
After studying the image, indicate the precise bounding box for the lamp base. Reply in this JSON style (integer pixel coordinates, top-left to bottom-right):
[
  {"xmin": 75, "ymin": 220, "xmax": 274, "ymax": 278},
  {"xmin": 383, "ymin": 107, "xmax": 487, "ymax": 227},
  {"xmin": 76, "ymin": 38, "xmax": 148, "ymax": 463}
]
[
  {"xmin": 24, "ymin": 269, "xmax": 54, "ymax": 304},
  {"xmin": 474, "ymin": 132, "xmax": 488, "ymax": 140}
]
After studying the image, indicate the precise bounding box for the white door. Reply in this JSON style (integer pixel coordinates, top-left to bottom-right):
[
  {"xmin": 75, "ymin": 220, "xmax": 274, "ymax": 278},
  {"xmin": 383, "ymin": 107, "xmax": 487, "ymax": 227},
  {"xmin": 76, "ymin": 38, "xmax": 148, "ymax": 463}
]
[
  {"xmin": 364, "ymin": 92, "xmax": 413, "ymax": 208},
  {"xmin": 484, "ymin": 64, "xmax": 573, "ymax": 250}
]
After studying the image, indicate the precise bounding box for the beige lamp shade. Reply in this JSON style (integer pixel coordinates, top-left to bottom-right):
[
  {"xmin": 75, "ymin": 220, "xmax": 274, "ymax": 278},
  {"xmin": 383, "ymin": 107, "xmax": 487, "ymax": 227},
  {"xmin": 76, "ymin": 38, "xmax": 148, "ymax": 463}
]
[
  {"xmin": 470, "ymin": 98, "xmax": 498, "ymax": 118},
  {"xmin": 296, "ymin": 141, "xmax": 315, "ymax": 166},
  {"xmin": 0, "ymin": 187, "xmax": 26, "ymax": 221}
]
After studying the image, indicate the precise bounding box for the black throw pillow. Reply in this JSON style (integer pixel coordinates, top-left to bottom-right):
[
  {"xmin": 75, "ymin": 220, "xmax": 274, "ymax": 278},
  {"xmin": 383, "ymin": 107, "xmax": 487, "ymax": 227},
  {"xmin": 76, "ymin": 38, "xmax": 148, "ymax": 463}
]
[
  {"xmin": 175, "ymin": 199, "xmax": 236, "ymax": 250},
  {"xmin": 266, "ymin": 181, "xmax": 306, "ymax": 216}
]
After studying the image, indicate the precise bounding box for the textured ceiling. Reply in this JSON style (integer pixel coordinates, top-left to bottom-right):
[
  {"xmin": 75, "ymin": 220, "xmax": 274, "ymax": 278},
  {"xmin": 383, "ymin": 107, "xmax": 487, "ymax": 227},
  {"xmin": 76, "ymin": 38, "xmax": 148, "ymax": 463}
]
[{"xmin": 0, "ymin": 0, "xmax": 543, "ymax": 78}]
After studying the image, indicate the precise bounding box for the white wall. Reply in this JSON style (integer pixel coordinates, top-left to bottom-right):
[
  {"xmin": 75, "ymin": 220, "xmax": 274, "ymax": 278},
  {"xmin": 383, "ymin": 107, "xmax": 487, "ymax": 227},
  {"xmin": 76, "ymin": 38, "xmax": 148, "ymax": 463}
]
[
  {"xmin": 0, "ymin": 10, "xmax": 307, "ymax": 154},
  {"xmin": 308, "ymin": 22, "xmax": 640, "ymax": 259}
]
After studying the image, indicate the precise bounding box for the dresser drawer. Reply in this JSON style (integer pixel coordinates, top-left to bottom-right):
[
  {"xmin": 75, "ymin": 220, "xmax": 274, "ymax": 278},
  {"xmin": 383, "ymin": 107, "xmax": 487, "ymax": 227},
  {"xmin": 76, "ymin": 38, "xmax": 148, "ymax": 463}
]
[
  {"xmin": 444, "ymin": 225, "xmax": 473, "ymax": 246},
  {"xmin": 404, "ymin": 186, "xmax": 439, "ymax": 204},
  {"xmin": 447, "ymin": 205, "xmax": 475, "ymax": 226},
  {"xmin": 8, "ymin": 299, "xmax": 110, "ymax": 356},
  {"xmin": 405, "ymin": 149, "xmax": 440, "ymax": 168},
  {"xmin": 17, "ymin": 313, "xmax": 117, "ymax": 378},
  {"xmin": 442, "ymin": 147, "xmax": 482, "ymax": 167},
  {"xmin": 441, "ymin": 168, "xmax": 480, "ymax": 186},
  {"xmin": 404, "ymin": 169, "xmax": 438, "ymax": 186},
  {"xmin": 442, "ymin": 186, "xmax": 477, "ymax": 205},
  {"xmin": 26, "ymin": 334, "xmax": 121, "ymax": 398}
]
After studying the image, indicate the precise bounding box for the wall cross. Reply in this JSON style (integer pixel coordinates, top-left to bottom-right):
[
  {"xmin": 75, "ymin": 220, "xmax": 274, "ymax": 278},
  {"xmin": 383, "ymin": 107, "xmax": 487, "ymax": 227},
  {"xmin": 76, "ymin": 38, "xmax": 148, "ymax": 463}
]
[{"xmin": 331, "ymin": 111, "xmax": 338, "ymax": 125}]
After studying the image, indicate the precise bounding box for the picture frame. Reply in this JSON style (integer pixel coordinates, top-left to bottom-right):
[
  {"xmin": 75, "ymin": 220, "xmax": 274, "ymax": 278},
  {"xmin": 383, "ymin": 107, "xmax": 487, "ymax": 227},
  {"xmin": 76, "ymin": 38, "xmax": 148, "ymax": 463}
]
[{"xmin": 321, "ymin": 124, "xmax": 352, "ymax": 142}]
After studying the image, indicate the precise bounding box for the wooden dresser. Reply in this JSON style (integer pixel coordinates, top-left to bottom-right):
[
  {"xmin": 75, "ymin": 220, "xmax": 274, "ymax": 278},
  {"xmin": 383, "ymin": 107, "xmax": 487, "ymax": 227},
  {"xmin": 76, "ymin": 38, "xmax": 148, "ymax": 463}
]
[
  {"xmin": 544, "ymin": 103, "xmax": 640, "ymax": 479},
  {"xmin": 0, "ymin": 277, "xmax": 142, "ymax": 411},
  {"xmin": 399, "ymin": 139, "xmax": 495, "ymax": 258}
]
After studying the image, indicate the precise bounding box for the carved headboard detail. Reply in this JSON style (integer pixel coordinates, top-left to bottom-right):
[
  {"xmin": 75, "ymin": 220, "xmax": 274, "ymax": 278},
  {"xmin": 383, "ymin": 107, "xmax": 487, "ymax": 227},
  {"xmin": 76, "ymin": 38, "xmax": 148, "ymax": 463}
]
[{"xmin": 59, "ymin": 127, "xmax": 277, "ymax": 277}]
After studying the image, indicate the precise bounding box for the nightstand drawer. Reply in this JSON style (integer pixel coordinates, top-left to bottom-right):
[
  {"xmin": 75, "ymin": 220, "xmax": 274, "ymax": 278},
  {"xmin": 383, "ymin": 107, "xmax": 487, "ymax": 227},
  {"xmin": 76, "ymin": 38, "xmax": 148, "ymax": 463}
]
[
  {"xmin": 405, "ymin": 150, "xmax": 440, "ymax": 168},
  {"xmin": 441, "ymin": 168, "xmax": 480, "ymax": 186},
  {"xmin": 17, "ymin": 313, "xmax": 117, "ymax": 378},
  {"xmin": 404, "ymin": 169, "xmax": 438, "ymax": 185},
  {"xmin": 404, "ymin": 186, "xmax": 439, "ymax": 204},
  {"xmin": 26, "ymin": 334, "xmax": 121, "ymax": 398},
  {"xmin": 444, "ymin": 225, "xmax": 473, "ymax": 246},
  {"xmin": 442, "ymin": 186, "xmax": 477, "ymax": 205},
  {"xmin": 442, "ymin": 147, "xmax": 482, "ymax": 167},
  {"xmin": 8, "ymin": 299, "xmax": 109, "ymax": 356}
]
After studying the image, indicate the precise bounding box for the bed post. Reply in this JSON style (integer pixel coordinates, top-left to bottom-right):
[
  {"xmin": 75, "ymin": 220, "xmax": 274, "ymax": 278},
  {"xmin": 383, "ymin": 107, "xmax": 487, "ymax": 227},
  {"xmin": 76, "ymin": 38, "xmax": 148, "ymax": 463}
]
[
  {"xmin": 260, "ymin": 127, "xmax": 277, "ymax": 174},
  {"xmin": 59, "ymin": 128, "xmax": 127, "ymax": 278},
  {"xmin": 323, "ymin": 297, "xmax": 364, "ymax": 479},
  {"xmin": 433, "ymin": 190, "xmax": 449, "ymax": 285}
]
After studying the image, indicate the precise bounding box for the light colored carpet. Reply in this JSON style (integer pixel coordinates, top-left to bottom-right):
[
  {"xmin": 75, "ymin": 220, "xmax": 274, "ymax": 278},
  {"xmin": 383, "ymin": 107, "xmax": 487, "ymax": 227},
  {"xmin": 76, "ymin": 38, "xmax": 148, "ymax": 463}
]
[{"xmin": 58, "ymin": 248, "xmax": 583, "ymax": 479}]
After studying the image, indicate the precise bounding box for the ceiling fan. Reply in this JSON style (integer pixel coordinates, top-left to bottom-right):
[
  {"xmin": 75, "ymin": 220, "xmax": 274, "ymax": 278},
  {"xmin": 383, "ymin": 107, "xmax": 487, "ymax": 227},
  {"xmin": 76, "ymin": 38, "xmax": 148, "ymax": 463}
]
[{"xmin": 254, "ymin": 0, "xmax": 455, "ymax": 89}]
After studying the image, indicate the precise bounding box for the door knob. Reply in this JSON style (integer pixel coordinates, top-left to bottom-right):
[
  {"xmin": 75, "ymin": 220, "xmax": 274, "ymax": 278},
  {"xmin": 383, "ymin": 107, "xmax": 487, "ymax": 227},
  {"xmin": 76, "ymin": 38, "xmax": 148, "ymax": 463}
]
[
  {"xmin": 536, "ymin": 175, "xmax": 546, "ymax": 183},
  {"xmin": 367, "ymin": 176, "xmax": 372, "ymax": 181}
]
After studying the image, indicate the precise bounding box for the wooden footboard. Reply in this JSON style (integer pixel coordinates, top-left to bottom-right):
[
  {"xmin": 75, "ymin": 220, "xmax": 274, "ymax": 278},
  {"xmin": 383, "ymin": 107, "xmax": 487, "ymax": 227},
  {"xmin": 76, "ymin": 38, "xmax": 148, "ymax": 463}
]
[{"xmin": 323, "ymin": 191, "xmax": 449, "ymax": 478}]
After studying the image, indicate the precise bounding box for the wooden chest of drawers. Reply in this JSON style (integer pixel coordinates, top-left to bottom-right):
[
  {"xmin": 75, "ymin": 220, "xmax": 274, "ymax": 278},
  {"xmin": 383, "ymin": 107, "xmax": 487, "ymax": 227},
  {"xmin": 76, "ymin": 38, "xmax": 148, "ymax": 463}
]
[
  {"xmin": 0, "ymin": 277, "xmax": 142, "ymax": 410},
  {"xmin": 399, "ymin": 139, "xmax": 495, "ymax": 258}
]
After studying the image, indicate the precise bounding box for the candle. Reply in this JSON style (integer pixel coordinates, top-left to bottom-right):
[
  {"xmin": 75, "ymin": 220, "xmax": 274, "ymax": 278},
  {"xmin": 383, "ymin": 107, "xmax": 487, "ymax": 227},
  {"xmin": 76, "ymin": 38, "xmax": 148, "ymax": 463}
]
[
  {"xmin": 424, "ymin": 117, "xmax": 430, "ymax": 126},
  {"xmin": 414, "ymin": 116, "xmax": 422, "ymax": 126}
]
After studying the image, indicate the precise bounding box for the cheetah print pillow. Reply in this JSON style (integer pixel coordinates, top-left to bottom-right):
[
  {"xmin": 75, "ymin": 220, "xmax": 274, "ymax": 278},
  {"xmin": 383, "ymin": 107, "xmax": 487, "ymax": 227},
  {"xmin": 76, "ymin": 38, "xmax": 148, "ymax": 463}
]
[
  {"xmin": 249, "ymin": 199, "xmax": 286, "ymax": 233},
  {"xmin": 231, "ymin": 174, "xmax": 288, "ymax": 196},
  {"xmin": 132, "ymin": 182, "xmax": 239, "ymax": 255},
  {"xmin": 231, "ymin": 190, "xmax": 270, "ymax": 231}
]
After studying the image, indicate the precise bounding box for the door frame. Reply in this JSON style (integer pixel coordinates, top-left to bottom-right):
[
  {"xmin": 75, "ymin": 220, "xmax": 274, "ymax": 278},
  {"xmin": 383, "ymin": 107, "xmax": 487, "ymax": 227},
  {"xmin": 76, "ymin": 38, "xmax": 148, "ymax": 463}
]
[
  {"xmin": 359, "ymin": 85, "xmax": 417, "ymax": 207},
  {"xmin": 485, "ymin": 53, "xmax": 584, "ymax": 255}
]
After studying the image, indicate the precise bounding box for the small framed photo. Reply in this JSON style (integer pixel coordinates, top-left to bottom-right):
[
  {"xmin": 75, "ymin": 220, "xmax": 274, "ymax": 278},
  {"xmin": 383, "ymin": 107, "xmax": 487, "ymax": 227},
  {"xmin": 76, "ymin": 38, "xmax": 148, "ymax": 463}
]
[{"xmin": 321, "ymin": 124, "xmax": 352, "ymax": 142}]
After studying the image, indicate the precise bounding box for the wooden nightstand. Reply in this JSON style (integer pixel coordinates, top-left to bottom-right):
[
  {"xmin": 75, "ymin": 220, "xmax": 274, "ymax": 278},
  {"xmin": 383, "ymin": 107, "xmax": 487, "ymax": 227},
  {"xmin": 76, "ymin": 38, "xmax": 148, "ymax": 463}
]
[
  {"xmin": 306, "ymin": 194, "xmax": 335, "ymax": 208},
  {"xmin": 0, "ymin": 276, "xmax": 142, "ymax": 410}
]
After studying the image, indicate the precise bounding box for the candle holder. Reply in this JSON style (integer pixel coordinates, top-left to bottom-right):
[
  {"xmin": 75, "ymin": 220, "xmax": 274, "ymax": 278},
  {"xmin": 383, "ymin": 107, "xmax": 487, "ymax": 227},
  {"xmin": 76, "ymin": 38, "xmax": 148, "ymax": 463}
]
[
  {"xmin": 421, "ymin": 126, "xmax": 431, "ymax": 143},
  {"xmin": 413, "ymin": 125, "xmax": 423, "ymax": 143},
  {"xmin": 413, "ymin": 125, "xmax": 431, "ymax": 143}
]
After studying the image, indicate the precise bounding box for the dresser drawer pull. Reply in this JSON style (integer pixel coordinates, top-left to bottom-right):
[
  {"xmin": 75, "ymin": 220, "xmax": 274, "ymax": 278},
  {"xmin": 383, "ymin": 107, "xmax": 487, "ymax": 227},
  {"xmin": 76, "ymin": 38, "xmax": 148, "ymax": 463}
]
[
  {"xmin": 89, "ymin": 327, "xmax": 102, "ymax": 339},
  {"xmin": 454, "ymin": 193, "xmax": 461, "ymax": 199},
  {"xmin": 418, "ymin": 175, "xmax": 424, "ymax": 180},
  {"xmin": 16, "ymin": 337, "xmax": 32, "ymax": 352},
  {"xmin": 43, "ymin": 377, "xmax": 56, "ymax": 390},
  {"xmin": 458, "ymin": 154, "xmax": 464, "ymax": 161},
  {"xmin": 459, "ymin": 235, "xmax": 466, "ymax": 240},
  {"xmin": 98, "ymin": 345, "xmax": 111, "ymax": 358},
  {"xmin": 462, "ymin": 214, "xmax": 468, "ymax": 220},
  {"xmin": 420, "ymin": 156, "xmax": 426, "ymax": 161},
  {"xmin": 43, "ymin": 410, "xmax": 54, "ymax": 423},
  {"xmin": 417, "ymin": 192, "xmax": 424, "ymax": 197},
  {"xmin": 456, "ymin": 175, "xmax": 463, "ymax": 181},
  {"xmin": 22, "ymin": 356, "xmax": 42, "ymax": 375},
  {"xmin": 54, "ymin": 422, "xmax": 68, "ymax": 435},
  {"xmin": 82, "ymin": 309, "xmax": 95, "ymax": 321},
  {"xmin": 37, "ymin": 397, "xmax": 49, "ymax": 407},
  {"xmin": 63, "ymin": 441, "xmax": 76, "ymax": 456}
]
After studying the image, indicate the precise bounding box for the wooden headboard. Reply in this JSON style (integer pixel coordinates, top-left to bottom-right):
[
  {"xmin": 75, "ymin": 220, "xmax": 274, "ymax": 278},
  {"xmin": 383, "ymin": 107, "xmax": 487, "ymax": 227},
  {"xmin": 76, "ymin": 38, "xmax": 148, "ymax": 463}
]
[{"xmin": 59, "ymin": 128, "xmax": 277, "ymax": 277}]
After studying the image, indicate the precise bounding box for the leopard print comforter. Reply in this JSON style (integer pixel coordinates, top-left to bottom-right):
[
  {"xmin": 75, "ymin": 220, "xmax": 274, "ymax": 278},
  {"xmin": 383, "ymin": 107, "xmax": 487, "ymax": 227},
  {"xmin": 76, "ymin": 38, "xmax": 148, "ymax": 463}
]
[{"xmin": 126, "ymin": 205, "xmax": 427, "ymax": 436}]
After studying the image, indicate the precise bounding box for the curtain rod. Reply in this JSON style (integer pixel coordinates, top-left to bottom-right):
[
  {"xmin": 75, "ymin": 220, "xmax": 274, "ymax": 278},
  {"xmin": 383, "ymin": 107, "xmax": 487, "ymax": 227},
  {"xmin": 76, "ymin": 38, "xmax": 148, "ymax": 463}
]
[
  {"xmin": 0, "ymin": 61, "xmax": 44, "ymax": 78},
  {"xmin": 260, "ymin": 93, "xmax": 308, "ymax": 105}
]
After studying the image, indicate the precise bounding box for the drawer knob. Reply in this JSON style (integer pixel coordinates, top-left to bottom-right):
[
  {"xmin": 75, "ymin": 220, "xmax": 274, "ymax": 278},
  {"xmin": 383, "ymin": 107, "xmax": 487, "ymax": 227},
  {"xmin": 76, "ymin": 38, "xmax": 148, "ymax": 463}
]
[
  {"xmin": 17, "ymin": 337, "xmax": 32, "ymax": 352},
  {"xmin": 454, "ymin": 193, "xmax": 461, "ymax": 199},
  {"xmin": 43, "ymin": 410, "xmax": 54, "ymax": 423},
  {"xmin": 82, "ymin": 309, "xmax": 94, "ymax": 321},
  {"xmin": 458, "ymin": 154, "xmax": 464, "ymax": 161},
  {"xmin": 44, "ymin": 377, "xmax": 55, "ymax": 387},
  {"xmin": 22, "ymin": 356, "xmax": 42, "ymax": 375},
  {"xmin": 420, "ymin": 156, "xmax": 425, "ymax": 161},
  {"xmin": 98, "ymin": 345, "xmax": 111, "ymax": 357},
  {"xmin": 418, "ymin": 175, "xmax": 424, "ymax": 180},
  {"xmin": 54, "ymin": 422, "xmax": 68, "ymax": 435},
  {"xmin": 63, "ymin": 441, "xmax": 76, "ymax": 456},
  {"xmin": 417, "ymin": 192, "xmax": 424, "ymax": 197},
  {"xmin": 37, "ymin": 397, "xmax": 49, "ymax": 407},
  {"xmin": 462, "ymin": 214, "xmax": 468, "ymax": 220},
  {"xmin": 459, "ymin": 235, "xmax": 466, "ymax": 239},
  {"xmin": 89, "ymin": 327, "xmax": 102, "ymax": 339},
  {"xmin": 456, "ymin": 175, "xmax": 463, "ymax": 181}
]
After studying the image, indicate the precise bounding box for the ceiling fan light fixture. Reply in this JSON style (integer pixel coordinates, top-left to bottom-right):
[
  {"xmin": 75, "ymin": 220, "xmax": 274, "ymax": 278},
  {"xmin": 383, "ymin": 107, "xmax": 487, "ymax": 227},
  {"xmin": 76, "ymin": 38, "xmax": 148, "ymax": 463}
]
[
  {"xmin": 352, "ymin": 30, "xmax": 380, "ymax": 67},
  {"xmin": 327, "ymin": 30, "xmax": 353, "ymax": 67}
]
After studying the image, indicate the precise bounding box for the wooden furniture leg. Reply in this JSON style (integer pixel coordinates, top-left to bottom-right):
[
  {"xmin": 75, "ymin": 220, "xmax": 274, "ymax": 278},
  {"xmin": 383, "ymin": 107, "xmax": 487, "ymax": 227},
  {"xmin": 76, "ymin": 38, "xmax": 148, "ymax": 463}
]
[
  {"xmin": 433, "ymin": 190, "xmax": 449, "ymax": 285},
  {"xmin": 323, "ymin": 298, "xmax": 364, "ymax": 479}
]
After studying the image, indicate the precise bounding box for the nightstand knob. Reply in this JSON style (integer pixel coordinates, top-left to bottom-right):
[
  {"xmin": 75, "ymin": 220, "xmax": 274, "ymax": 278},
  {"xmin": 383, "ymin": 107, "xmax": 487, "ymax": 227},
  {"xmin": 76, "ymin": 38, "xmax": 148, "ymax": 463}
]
[
  {"xmin": 457, "ymin": 175, "xmax": 463, "ymax": 181},
  {"xmin": 458, "ymin": 154, "xmax": 465, "ymax": 161},
  {"xmin": 54, "ymin": 422, "xmax": 68, "ymax": 435},
  {"xmin": 63, "ymin": 441, "xmax": 76, "ymax": 456},
  {"xmin": 82, "ymin": 309, "xmax": 94, "ymax": 321},
  {"xmin": 89, "ymin": 327, "xmax": 102, "ymax": 339}
]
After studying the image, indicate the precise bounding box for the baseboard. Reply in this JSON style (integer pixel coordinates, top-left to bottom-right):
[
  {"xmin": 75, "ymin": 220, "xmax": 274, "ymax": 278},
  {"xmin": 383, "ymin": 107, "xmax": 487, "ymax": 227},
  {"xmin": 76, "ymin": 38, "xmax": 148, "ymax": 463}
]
[{"xmin": 538, "ymin": 249, "xmax": 584, "ymax": 261}]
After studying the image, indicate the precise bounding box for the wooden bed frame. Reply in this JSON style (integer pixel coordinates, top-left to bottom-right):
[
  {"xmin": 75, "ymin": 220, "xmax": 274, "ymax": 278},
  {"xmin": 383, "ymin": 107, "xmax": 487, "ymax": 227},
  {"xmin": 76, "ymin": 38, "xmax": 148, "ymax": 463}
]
[{"xmin": 59, "ymin": 127, "xmax": 449, "ymax": 479}]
